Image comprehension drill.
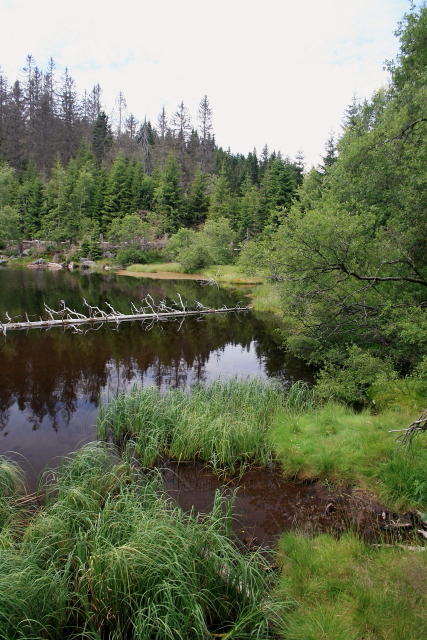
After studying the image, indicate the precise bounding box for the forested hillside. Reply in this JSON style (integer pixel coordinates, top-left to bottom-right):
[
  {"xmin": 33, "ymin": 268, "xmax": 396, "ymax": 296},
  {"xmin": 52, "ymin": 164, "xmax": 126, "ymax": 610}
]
[
  {"xmin": 0, "ymin": 59, "xmax": 302, "ymax": 243},
  {"xmin": 240, "ymin": 4, "xmax": 427, "ymax": 398}
]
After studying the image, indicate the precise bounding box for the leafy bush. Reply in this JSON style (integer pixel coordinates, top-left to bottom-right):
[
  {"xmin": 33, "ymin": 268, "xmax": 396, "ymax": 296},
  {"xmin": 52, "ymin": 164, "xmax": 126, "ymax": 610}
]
[
  {"xmin": 166, "ymin": 218, "xmax": 237, "ymax": 272},
  {"xmin": 316, "ymin": 345, "xmax": 397, "ymax": 404},
  {"xmin": 164, "ymin": 227, "xmax": 196, "ymax": 260},
  {"xmin": 115, "ymin": 247, "xmax": 161, "ymax": 267},
  {"xmin": 178, "ymin": 244, "xmax": 211, "ymax": 272}
]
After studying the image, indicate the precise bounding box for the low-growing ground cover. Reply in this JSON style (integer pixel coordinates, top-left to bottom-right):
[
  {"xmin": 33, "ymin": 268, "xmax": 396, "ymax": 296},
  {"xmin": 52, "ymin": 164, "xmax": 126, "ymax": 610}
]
[
  {"xmin": 271, "ymin": 402, "xmax": 427, "ymax": 510},
  {"xmin": 276, "ymin": 531, "xmax": 427, "ymax": 640}
]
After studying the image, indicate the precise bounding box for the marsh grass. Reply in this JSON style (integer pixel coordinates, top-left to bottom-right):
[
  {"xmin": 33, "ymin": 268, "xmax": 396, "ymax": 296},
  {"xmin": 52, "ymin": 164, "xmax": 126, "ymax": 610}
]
[
  {"xmin": 276, "ymin": 531, "xmax": 427, "ymax": 640},
  {"xmin": 201, "ymin": 265, "xmax": 264, "ymax": 285},
  {"xmin": 0, "ymin": 443, "xmax": 280, "ymax": 639},
  {"xmin": 271, "ymin": 401, "xmax": 427, "ymax": 510},
  {"xmin": 0, "ymin": 456, "xmax": 25, "ymax": 550},
  {"xmin": 98, "ymin": 377, "xmax": 285, "ymax": 474}
]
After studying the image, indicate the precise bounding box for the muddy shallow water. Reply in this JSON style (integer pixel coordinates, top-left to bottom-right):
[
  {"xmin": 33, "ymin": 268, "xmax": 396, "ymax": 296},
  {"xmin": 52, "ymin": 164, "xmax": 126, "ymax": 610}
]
[{"xmin": 164, "ymin": 462, "xmax": 390, "ymax": 548}]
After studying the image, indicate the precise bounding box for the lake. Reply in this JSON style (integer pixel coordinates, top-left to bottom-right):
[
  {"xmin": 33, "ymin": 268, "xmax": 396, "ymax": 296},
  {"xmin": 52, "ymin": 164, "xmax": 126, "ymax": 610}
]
[{"xmin": 0, "ymin": 266, "xmax": 312, "ymax": 491}]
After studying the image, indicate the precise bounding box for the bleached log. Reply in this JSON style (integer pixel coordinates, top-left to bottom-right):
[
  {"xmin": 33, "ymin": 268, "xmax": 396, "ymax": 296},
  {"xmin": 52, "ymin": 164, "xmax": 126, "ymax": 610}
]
[{"xmin": 0, "ymin": 299, "xmax": 248, "ymax": 335}]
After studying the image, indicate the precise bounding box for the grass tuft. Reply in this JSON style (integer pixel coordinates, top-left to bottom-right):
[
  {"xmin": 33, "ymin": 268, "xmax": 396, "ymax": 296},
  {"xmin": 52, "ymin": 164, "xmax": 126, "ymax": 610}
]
[
  {"xmin": 97, "ymin": 377, "xmax": 285, "ymax": 474},
  {"xmin": 0, "ymin": 443, "xmax": 280, "ymax": 639}
]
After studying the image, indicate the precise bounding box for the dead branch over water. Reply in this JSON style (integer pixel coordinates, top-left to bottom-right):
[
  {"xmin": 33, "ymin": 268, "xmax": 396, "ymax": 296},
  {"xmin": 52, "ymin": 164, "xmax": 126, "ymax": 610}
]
[{"xmin": 0, "ymin": 296, "xmax": 248, "ymax": 335}]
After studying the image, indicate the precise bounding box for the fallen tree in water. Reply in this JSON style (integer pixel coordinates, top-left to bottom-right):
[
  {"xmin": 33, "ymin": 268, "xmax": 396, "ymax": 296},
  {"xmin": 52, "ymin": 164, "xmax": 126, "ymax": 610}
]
[{"xmin": 0, "ymin": 295, "xmax": 248, "ymax": 335}]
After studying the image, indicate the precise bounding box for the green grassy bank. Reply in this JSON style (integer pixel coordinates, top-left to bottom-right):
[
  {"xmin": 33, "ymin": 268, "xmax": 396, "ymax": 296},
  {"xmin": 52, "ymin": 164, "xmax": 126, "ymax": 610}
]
[
  {"xmin": 98, "ymin": 378, "xmax": 426, "ymax": 512},
  {"xmin": 276, "ymin": 531, "xmax": 427, "ymax": 640}
]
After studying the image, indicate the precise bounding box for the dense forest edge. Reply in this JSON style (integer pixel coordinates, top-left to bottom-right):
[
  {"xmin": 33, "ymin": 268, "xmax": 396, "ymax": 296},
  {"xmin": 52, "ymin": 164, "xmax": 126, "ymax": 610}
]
[{"xmin": 2, "ymin": 5, "xmax": 427, "ymax": 405}]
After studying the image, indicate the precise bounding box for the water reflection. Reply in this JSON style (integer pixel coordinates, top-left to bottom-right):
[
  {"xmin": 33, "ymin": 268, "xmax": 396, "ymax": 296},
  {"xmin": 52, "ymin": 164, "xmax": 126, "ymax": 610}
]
[{"xmin": 0, "ymin": 268, "xmax": 313, "ymax": 484}]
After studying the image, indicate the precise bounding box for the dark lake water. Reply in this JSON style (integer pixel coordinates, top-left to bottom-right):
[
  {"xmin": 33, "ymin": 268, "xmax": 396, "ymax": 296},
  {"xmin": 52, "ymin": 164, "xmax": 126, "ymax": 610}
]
[{"xmin": 0, "ymin": 267, "xmax": 313, "ymax": 508}]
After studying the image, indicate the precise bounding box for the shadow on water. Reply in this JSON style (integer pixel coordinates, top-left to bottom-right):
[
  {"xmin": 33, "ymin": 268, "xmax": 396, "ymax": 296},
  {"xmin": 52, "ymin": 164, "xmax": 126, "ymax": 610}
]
[{"xmin": 0, "ymin": 267, "xmax": 314, "ymax": 497}]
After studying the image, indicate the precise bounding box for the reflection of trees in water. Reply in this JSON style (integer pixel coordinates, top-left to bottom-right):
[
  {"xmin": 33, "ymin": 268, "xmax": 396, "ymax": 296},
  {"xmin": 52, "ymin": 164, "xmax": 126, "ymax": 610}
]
[
  {"xmin": 0, "ymin": 269, "xmax": 313, "ymax": 436},
  {"xmin": 0, "ymin": 314, "xmax": 255, "ymax": 432}
]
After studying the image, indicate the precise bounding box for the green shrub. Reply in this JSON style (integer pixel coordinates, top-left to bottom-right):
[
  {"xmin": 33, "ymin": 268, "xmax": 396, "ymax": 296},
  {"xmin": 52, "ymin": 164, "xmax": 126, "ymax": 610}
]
[
  {"xmin": 178, "ymin": 244, "xmax": 211, "ymax": 272},
  {"xmin": 115, "ymin": 247, "xmax": 161, "ymax": 266},
  {"xmin": 78, "ymin": 238, "xmax": 90, "ymax": 258},
  {"xmin": 316, "ymin": 345, "xmax": 397, "ymax": 404}
]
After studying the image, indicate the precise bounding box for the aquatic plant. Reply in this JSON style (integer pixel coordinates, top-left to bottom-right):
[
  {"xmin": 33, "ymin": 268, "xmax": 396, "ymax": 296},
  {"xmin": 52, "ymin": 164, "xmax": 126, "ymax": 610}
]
[
  {"xmin": 0, "ymin": 456, "xmax": 25, "ymax": 549},
  {"xmin": 97, "ymin": 377, "xmax": 285, "ymax": 474}
]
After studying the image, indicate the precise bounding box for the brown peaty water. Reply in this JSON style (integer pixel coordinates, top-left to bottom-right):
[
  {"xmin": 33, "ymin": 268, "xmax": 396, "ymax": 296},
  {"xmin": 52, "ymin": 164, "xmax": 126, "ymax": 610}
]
[{"xmin": 163, "ymin": 462, "xmax": 389, "ymax": 549}]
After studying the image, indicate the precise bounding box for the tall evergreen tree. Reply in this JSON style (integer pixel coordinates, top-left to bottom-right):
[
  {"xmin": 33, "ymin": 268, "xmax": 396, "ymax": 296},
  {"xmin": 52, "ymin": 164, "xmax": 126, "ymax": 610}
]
[
  {"xmin": 92, "ymin": 111, "xmax": 113, "ymax": 168},
  {"xmin": 153, "ymin": 151, "xmax": 183, "ymax": 231}
]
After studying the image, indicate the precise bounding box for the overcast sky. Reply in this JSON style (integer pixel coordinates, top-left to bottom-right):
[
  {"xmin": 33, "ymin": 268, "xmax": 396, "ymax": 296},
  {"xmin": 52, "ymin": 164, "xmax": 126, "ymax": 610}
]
[{"xmin": 0, "ymin": 0, "xmax": 414, "ymax": 168}]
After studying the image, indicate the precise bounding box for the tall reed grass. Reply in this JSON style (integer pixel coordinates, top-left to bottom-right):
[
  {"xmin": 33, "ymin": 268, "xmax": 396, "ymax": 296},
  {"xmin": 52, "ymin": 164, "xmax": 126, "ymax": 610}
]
[
  {"xmin": 97, "ymin": 377, "xmax": 285, "ymax": 474},
  {"xmin": 0, "ymin": 443, "xmax": 281, "ymax": 639},
  {"xmin": 0, "ymin": 455, "xmax": 25, "ymax": 550}
]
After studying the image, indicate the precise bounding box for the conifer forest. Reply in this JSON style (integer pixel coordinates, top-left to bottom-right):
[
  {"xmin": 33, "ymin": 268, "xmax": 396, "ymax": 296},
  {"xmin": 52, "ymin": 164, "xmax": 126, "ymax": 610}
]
[
  {"xmin": 1, "ymin": 3, "xmax": 427, "ymax": 394},
  {"xmin": 0, "ymin": 59, "xmax": 303, "ymax": 243}
]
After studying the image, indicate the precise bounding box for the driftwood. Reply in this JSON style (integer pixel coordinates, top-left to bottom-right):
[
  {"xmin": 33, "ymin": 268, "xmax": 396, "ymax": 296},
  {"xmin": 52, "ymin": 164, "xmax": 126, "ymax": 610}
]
[
  {"xmin": 0, "ymin": 296, "xmax": 248, "ymax": 336},
  {"xmin": 389, "ymin": 408, "xmax": 427, "ymax": 448}
]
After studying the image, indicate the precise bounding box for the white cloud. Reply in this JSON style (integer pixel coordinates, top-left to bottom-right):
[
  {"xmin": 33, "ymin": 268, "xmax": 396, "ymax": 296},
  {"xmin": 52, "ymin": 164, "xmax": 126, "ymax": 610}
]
[{"xmin": 0, "ymin": 0, "xmax": 413, "ymax": 167}]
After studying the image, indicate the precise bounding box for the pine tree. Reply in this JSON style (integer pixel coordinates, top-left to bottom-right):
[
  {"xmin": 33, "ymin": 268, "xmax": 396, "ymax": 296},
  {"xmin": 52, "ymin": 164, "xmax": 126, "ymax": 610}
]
[
  {"xmin": 208, "ymin": 168, "xmax": 235, "ymax": 222},
  {"xmin": 184, "ymin": 169, "xmax": 210, "ymax": 226},
  {"xmin": 237, "ymin": 175, "xmax": 261, "ymax": 238},
  {"xmin": 59, "ymin": 68, "xmax": 79, "ymax": 164},
  {"xmin": 18, "ymin": 159, "xmax": 44, "ymax": 238},
  {"xmin": 197, "ymin": 95, "xmax": 213, "ymax": 172},
  {"xmin": 319, "ymin": 132, "xmax": 338, "ymax": 173},
  {"xmin": 92, "ymin": 112, "xmax": 112, "ymax": 168},
  {"xmin": 153, "ymin": 151, "xmax": 183, "ymax": 231},
  {"xmin": 4, "ymin": 81, "xmax": 26, "ymax": 171}
]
